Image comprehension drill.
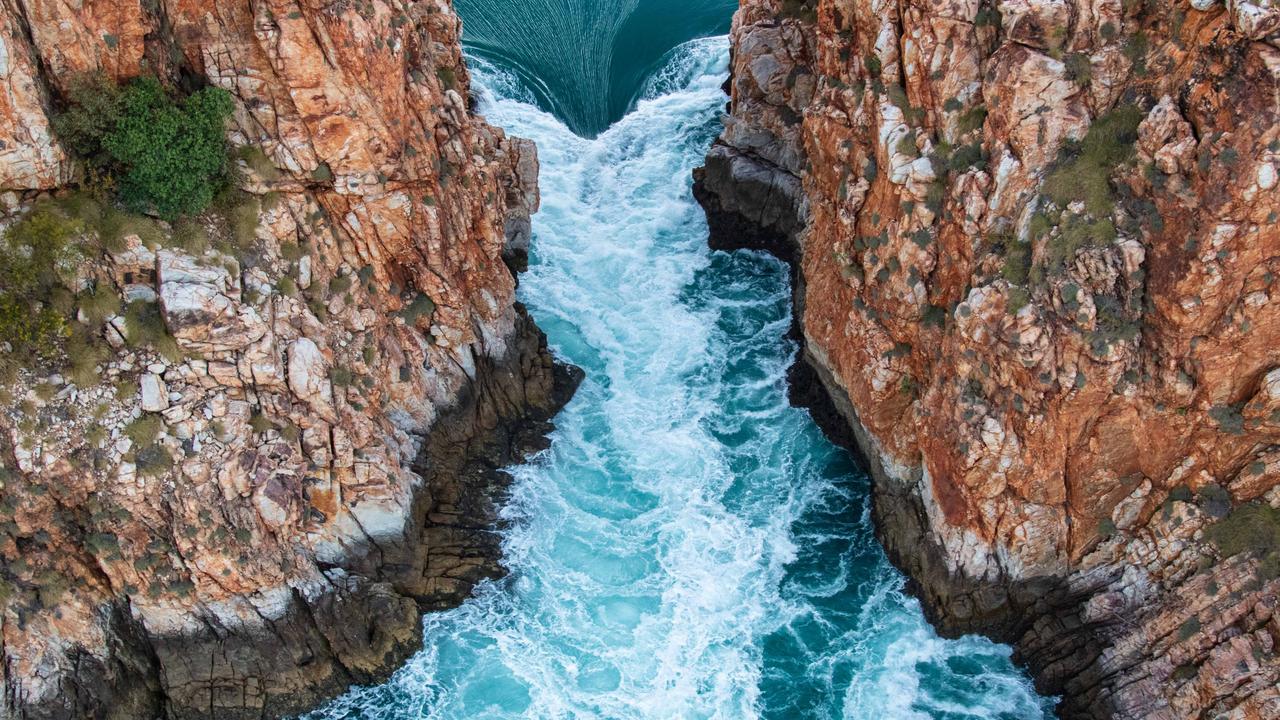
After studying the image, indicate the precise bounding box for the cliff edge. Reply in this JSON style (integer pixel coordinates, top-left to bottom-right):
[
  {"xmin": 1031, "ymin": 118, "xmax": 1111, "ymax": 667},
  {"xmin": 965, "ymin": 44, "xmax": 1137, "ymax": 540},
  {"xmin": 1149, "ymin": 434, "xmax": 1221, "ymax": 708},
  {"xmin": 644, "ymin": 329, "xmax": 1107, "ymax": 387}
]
[
  {"xmin": 0, "ymin": 1, "xmax": 578, "ymax": 718},
  {"xmin": 698, "ymin": 0, "xmax": 1280, "ymax": 717}
]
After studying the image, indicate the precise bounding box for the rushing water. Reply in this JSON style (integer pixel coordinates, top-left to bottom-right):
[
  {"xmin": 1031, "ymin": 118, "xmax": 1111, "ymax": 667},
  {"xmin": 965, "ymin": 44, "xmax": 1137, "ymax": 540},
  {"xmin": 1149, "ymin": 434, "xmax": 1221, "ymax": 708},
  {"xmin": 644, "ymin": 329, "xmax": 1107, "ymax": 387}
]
[
  {"xmin": 453, "ymin": 0, "xmax": 737, "ymax": 136},
  {"xmin": 305, "ymin": 7, "xmax": 1056, "ymax": 719}
]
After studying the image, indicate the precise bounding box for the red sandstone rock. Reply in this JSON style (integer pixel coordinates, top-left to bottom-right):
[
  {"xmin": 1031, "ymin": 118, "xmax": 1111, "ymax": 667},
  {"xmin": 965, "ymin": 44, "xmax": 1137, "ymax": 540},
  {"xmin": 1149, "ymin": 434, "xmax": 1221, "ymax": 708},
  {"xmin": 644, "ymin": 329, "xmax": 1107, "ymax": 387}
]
[
  {"xmin": 698, "ymin": 0, "xmax": 1280, "ymax": 716},
  {"xmin": 0, "ymin": 1, "xmax": 574, "ymax": 718}
]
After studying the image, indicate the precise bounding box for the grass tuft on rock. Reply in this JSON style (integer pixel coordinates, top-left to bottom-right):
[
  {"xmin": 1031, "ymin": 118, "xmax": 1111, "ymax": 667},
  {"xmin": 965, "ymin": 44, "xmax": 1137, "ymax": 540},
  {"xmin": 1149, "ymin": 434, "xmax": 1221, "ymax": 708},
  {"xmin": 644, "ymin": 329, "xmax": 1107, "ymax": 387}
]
[
  {"xmin": 123, "ymin": 299, "xmax": 182, "ymax": 361},
  {"xmin": 1206, "ymin": 503, "xmax": 1280, "ymax": 580},
  {"xmin": 399, "ymin": 292, "xmax": 436, "ymax": 325},
  {"xmin": 235, "ymin": 145, "xmax": 281, "ymax": 181},
  {"xmin": 1042, "ymin": 104, "xmax": 1143, "ymax": 217},
  {"xmin": 125, "ymin": 414, "xmax": 163, "ymax": 446},
  {"xmin": 0, "ymin": 204, "xmax": 84, "ymax": 362}
]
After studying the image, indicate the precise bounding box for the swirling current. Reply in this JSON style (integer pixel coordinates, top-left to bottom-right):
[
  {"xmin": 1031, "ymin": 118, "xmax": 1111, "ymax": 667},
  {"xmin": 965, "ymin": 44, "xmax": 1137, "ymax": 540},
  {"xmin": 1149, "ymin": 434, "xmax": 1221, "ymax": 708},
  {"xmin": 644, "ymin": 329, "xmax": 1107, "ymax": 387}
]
[{"xmin": 304, "ymin": 4, "xmax": 1057, "ymax": 718}]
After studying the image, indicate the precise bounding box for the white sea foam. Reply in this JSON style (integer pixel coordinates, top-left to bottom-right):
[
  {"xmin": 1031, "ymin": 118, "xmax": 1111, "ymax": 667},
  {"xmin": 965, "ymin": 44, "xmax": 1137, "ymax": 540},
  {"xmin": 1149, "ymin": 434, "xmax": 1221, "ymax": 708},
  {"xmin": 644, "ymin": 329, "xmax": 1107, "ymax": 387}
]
[{"xmin": 303, "ymin": 37, "xmax": 1054, "ymax": 720}]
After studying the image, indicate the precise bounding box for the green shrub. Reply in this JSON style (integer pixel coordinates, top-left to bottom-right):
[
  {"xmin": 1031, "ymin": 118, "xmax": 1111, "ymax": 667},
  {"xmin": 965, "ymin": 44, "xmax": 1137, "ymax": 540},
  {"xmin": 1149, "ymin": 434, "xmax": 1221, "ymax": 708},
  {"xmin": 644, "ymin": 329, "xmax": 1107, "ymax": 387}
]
[
  {"xmin": 885, "ymin": 84, "xmax": 912, "ymax": 114},
  {"xmin": 1064, "ymin": 52, "xmax": 1092, "ymax": 86},
  {"xmin": 974, "ymin": 5, "xmax": 1000, "ymax": 27},
  {"xmin": 66, "ymin": 330, "xmax": 109, "ymax": 386},
  {"xmin": 53, "ymin": 73, "xmax": 127, "ymax": 168},
  {"xmin": 1123, "ymin": 32, "xmax": 1149, "ymax": 75},
  {"xmin": 213, "ymin": 189, "xmax": 261, "ymax": 249},
  {"xmin": 280, "ymin": 241, "xmax": 305, "ymax": 262},
  {"xmin": 0, "ymin": 204, "xmax": 84, "ymax": 360},
  {"xmin": 86, "ymin": 423, "xmax": 112, "ymax": 449},
  {"xmin": 1209, "ymin": 403, "xmax": 1246, "ymax": 436},
  {"xmin": 1046, "ymin": 214, "xmax": 1118, "ymax": 272},
  {"xmin": 924, "ymin": 182, "xmax": 945, "ymax": 213},
  {"xmin": 80, "ymin": 282, "xmax": 122, "ymax": 325},
  {"xmin": 249, "ymin": 412, "xmax": 274, "ymax": 434},
  {"xmin": 922, "ymin": 305, "xmax": 948, "ymax": 327},
  {"xmin": 1001, "ymin": 241, "xmax": 1032, "ymax": 285},
  {"xmin": 307, "ymin": 297, "xmax": 328, "ymax": 321},
  {"xmin": 956, "ymin": 105, "xmax": 988, "ymax": 134},
  {"xmin": 328, "ymin": 275, "xmax": 352, "ymax": 294},
  {"xmin": 436, "ymin": 67, "xmax": 458, "ymax": 90},
  {"xmin": 1206, "ymin": 503, "xmax": 1280, "ymax": 580},
  {"xmin": 399, "ymin": 292, "xmax": 435, "ymax": 324},
  {"xmin": 1006, "ymin": 286, "xmax": 1030, "ymax": 314},
  {"xmin": 311, "ymin": 163, "xmax": 333, "ymax": 182},
  {"xmin": 948, "ymin": 142, "xmax": 985, "ymax": 172},
  {"xmin": 86, "ymin": 532, "xmax": 120, "ymax": 556},
  {"xmin": 1027, "ymin": 104, "xmax": 1143, "ymax": 276},
  {"xmin": 330, "ymin": 367, "xmax": 354, "ymax": 387},
  {"xmin": 1043, "ymin": 104, "xmax": 1143, "ymax": 216},
  {"xmin": 56, "ymin": 75, "xmax": 234, "ymax": 220},
  {"xmin": 895, "ymin": 129, "xmax": 918, "ymax": 157},
  {"xmin": 97, "ymin": 205, "xmax": 164, "ymax": 250},
  {"xmin": 171, "ymin": 218, "xmax": 211, "ymax": 254},
  {"xmin": 1197, "ymin": 484, "xmax": 1232, "ymax": 519}
]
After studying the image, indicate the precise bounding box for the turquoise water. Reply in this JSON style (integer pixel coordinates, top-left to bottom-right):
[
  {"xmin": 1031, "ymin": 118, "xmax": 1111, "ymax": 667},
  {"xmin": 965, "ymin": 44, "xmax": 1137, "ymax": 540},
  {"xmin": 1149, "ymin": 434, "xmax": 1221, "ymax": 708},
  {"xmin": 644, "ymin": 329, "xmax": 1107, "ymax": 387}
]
[
  {"xmin": 454, "ymin": 0, "xmax": 737, "ymax": 136},
  {"xmin": 305, "ymin": 7, "xmax": 1055, "ymax": 719}
]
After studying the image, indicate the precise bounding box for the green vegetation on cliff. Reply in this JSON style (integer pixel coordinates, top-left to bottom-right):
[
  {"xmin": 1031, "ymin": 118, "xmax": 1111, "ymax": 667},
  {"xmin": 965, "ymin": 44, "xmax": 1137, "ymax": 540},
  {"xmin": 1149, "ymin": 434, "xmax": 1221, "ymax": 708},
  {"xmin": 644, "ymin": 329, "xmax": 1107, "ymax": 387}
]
[
  {"xmin": 1029, "ymin": 104, "xmax": 1143, "ymax": 277},
  {"xmin": 0, "ymin": 196, "xmax": 182, "ymax": 383},
  {"xmin": 54, "ymin": 74, "xmax": 234, "ymax": 220},
  {"xmin": 1206, "ymin": 502, "xmax": 1280, "ymax": 581},
  {"xmin": 0, "ymin": 75, "xmax": 265, "ymax": 383},
  {"xmin": 0, "ymin": 205, "xmax": 84, "ymax": 363}
]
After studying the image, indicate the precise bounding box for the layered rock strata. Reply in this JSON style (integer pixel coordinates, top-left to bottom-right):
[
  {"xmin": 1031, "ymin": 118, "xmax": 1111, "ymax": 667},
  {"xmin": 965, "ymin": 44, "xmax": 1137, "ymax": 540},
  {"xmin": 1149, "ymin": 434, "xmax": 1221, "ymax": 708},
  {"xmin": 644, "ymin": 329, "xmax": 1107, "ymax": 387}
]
[
  {"xmin": 698, "ymin": 0, "xmax": 1280, "ymax": 717},
  {"xmin": 0, "ymin": 1, "xmax": 577, "ymax": 718}
]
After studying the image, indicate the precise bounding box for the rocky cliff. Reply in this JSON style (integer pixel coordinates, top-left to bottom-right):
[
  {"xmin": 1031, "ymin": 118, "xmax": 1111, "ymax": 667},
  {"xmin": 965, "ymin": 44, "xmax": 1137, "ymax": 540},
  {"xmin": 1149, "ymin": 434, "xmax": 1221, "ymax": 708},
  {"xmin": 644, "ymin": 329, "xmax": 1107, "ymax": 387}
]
[
  {"xmin": 0, "ymin": 1, "xmax": 578, "ymax": 718},
  {"xmin": 698, "ymin": 0, "xmax": 1280, "ymax": 717}
]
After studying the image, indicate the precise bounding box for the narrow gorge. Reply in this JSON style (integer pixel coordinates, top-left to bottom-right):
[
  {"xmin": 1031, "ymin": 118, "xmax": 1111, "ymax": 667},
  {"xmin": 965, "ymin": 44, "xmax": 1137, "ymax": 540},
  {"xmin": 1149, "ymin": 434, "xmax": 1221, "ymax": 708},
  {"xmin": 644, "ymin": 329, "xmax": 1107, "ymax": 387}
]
[{"xmin": 0, "ymin": 0, "xmax": 1276, "ymax": 719}]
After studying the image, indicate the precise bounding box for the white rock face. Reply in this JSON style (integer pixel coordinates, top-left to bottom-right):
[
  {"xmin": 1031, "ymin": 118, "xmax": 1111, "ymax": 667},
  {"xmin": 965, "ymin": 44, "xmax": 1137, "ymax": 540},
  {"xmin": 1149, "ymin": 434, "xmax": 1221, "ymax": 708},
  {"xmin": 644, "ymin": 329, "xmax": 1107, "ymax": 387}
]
[
  {"xmin": 139, "ymin": 373, "xmax": 169, "ymax": 412},
  {"xmin": 156, "ymin": 250, "xmax": 267, "ymax": 353},
  {"xmin": 287, "ymin": 338, "xmax": 337, "ymax": 422},
  {"xmin": 1228, "ymin": 0, "xmax": 1280, "ymax": 39},
  {"xmin": 1258, "ymin": 162, "xmax": 1277, "ymax": 191}
]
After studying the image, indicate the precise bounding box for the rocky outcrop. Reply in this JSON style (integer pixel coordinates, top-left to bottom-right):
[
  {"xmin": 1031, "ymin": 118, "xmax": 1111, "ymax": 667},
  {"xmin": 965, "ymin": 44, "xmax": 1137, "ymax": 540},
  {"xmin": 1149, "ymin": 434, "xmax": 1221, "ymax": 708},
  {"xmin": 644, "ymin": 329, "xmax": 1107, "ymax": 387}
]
[
  {"xmin": 0, "ymin": 1, "xmax": 577, "ymax": 718},
  {"xmin": 699, "ymin": 0, "xmax": 1280, "ymax": 717}
]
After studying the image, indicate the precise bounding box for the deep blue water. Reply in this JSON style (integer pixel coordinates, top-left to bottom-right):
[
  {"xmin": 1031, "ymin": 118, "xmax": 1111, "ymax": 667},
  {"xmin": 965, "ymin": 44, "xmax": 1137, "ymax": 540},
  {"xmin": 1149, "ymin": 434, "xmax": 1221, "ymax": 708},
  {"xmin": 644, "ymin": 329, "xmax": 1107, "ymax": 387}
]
[
  {"xmin": 303, "ymin": 4, "xmax": 1054, "ymax": 718},
  {"xmin": 454, "ymin": 0, "xmax": 737, "ymax": 136}
]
